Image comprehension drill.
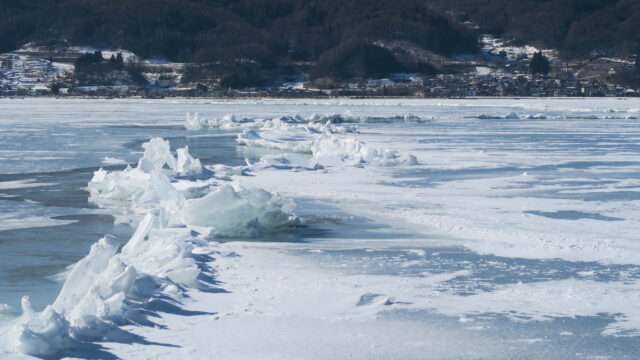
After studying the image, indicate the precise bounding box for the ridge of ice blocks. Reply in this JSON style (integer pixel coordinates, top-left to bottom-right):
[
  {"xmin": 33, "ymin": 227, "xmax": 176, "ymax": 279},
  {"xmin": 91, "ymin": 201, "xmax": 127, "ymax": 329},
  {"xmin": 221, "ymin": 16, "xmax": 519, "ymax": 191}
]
[
  {"xmin": 237, "ymin": 129, "xmax": 418, "ymax": 167},
  {"xmin": 504, "ymin": 111, "xmax": 520, "ymax": 119},
  {"xmin": 185, "ymin": 112, "xmax": 203, "ymax": 130},
  {"xmin": 305, "ymin": 112, "xmax": 361, "ymax": 123},
  {"xmin": 175, "ymin": 147, "xmax": 204, "ymax": 176},
  {"xmin": 248, "ymin": 154, "xmax": 323, "ymax": 172},
  {"xmin": 236, "ymin": 129, "xmax": 315, "ymax": 153},
  {"xmin": 137, "ymin": 137, "xmax": 203, "ymax": 176},
  {"xmin": 185, "ymin": 111, "xmax": 360, "ymax": 130},
  {"xmin": 474, "ymin": 112, "xmax": 520, "ymax": 120},
  {"xmin": 0, "ymin": 214, "xmax": 205, "ymax": 357},
  {"xmin": 88, "ymin": 138, "xmax": 203, "ymax": 215},
  {"xmin": 312, "ymin": 134, "xmax": 419, "ymax": 166},
  {"xmin": 181, "ymin": 184, "xmax": 297, "ymax": 237},
  {"xmin": 402, "ymin": 114, "xmax": 427, "ymax": 123},
  {"xmin": 185, "ymin": 111, "xmax": 424, "ymax": 130},
  {"xmin": 89, "ymin": 137, "xmax": 296, "ymax": 237},
  {"xmin": 1, "ymin": 297, "xmax": 71, "ymax": 357},
  {"xmin": 89, "ymin": 165, "xmax": 185, "ymax": 215},
  {"xmin": 0, "ymin": 133, "xmax": 299, "ymax": 357},
  {"xmin": 119, "ymin": 219, "xmax": 201, "ymax": 285},
  {"xmin": 185, "ymin": 112, "xmax": 297, "ymax": 130},
  {"xmin": 306, "ymin": 112, "xmax": 425, "ymax": 124},
  {"xmin": 233, "ymin": 119, "xmax": 354, "ymax": 152},
  {"xmin": 51, "ymin": 235, "xmax": 137, "ymax": 332}
]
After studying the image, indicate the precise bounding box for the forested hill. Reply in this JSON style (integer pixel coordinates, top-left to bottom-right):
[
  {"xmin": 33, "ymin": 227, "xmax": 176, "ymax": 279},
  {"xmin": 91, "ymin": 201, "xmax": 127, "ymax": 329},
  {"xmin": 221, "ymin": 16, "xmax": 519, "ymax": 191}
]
[
  {"xmin": 0, "ymin": 0, "xmax": 477, "ymax": 64},
  {"xmin": 2, "ymin": 0, "xmax": 638, "ymax": 87},
  {"xmin": 1, "ymin": 0, "xmax": 638, "ymax": 63},
  {"xmin": 428, "ymin": 0, "xmax": 640, "ymax": 57}
]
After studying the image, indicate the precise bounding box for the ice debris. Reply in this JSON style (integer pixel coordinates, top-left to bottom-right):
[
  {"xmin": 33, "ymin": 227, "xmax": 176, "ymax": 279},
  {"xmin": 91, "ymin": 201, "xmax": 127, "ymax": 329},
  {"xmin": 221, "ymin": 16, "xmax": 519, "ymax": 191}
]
[
  {"xmin": 504, "ymin": 111, "xmax": 520, "ymax": 119},
  {"xmin": 89, "ymin": 137, "xmax": 296, "ymax": 235},
  {"xmin": 356, "ymin": 293, "xmax": 396, "ymax": 306},
  {"xmin": 181, "ymin": 184, "xmax": 297, "ymax": 237},
  {"xmin": 473, "ymin": 112, "xmax": 520, "ymax": 120},
  {"xmin": 88, "ymin": 138, "xmax": 203, "ymax": 215},
  {"xmin": 185, "ymin": 111, "xmax": 424, "ymax": 130}
]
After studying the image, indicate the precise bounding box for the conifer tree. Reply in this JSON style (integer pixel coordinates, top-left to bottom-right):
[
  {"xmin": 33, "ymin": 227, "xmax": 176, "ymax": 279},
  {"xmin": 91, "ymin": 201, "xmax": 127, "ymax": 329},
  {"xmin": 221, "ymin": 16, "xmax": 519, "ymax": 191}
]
[{"xmin": 530, "ymin": 51, "xmax": 550, "ymax": 75}]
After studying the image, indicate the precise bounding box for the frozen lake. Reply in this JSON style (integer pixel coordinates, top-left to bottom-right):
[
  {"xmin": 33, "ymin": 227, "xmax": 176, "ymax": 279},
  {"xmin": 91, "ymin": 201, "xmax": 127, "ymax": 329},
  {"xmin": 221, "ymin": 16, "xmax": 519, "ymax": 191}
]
[{"xmin": 1, "ymin": 98, "xmax": 640, "ymax": 359}]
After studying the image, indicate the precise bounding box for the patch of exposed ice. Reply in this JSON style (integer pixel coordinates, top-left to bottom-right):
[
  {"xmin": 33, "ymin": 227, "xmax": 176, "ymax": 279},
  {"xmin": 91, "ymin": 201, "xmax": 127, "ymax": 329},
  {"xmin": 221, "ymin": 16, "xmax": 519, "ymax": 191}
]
[{"xmin": 89, "ymin": 165, "xmax": 185, "ymax": 216}]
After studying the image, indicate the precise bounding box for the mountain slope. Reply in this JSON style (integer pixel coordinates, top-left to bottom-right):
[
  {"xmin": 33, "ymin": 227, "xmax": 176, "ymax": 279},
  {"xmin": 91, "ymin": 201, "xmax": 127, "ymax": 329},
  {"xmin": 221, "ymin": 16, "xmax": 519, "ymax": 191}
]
[
  {"xmin": 0, "ymin": 0, "xmax": 477, "ymax": 64},
  {"xmin": 428, "ymin": 0, "xmax": 640, "ymax": 57}
]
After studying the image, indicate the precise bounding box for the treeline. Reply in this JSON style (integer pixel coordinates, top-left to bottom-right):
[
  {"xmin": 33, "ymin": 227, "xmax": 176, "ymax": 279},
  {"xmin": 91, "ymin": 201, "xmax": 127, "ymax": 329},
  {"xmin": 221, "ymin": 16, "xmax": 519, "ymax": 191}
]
[
  {"xmin": 0, "ymin": 0, "xmax": 477, "ymax": 83},
  {"xmin": 72, "ymin": 51, "xmax": 147, "ymax": 86},
  {"xmin": 428, "ymin": 0, "xmax": 640, "ymax": 57},
  {"xmin": 75, "ymin": 51, "xmax": 124, "ymax": 69}
]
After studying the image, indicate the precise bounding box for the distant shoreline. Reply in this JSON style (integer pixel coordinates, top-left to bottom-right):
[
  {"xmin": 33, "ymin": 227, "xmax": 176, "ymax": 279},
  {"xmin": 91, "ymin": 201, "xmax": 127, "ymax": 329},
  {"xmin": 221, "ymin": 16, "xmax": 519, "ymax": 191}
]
[{"xmin": 0, "ymin": 95, "xmax": 636, "ymax": 101}]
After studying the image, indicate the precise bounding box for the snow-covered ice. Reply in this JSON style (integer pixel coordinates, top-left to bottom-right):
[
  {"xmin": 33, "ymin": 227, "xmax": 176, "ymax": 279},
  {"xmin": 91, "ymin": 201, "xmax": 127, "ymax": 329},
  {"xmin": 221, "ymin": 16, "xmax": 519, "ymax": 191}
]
[{"xmin": 1, "ymin": 98, "xmax": 640, "ymax": 359}]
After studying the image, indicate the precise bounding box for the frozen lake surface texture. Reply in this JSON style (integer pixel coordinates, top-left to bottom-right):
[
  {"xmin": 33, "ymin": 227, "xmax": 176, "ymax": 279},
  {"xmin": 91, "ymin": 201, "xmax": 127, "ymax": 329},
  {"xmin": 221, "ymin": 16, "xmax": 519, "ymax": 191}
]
[{"xmin": 0, "ymin": 98, "xmax": 639, "ymax": 359}]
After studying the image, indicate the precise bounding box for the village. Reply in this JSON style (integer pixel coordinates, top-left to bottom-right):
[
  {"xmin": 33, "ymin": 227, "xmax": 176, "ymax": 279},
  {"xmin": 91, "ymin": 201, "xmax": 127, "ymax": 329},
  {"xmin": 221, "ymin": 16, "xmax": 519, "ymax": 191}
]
[{"xmin": 1, "ymin": 39, "xmax": 638, "ymax": 98}]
